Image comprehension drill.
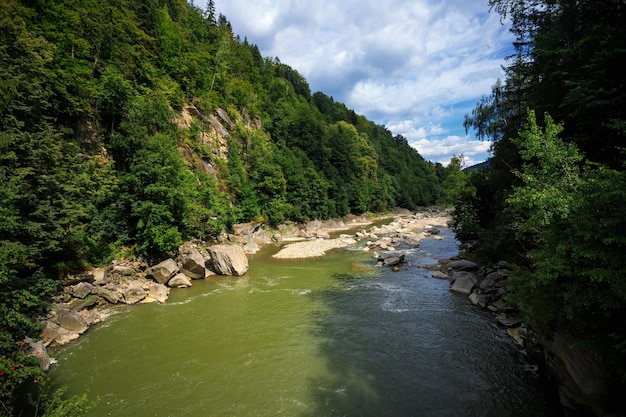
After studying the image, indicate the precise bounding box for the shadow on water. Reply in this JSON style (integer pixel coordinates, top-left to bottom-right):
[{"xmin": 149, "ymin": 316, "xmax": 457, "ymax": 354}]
[{"xmin": 300, "ymin": 233, "xmax": 563, "ymax": 417}]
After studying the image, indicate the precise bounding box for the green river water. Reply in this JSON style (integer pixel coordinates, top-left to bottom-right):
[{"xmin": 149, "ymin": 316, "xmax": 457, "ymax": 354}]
[{"xmin": 50, "ymin": 227, "xmax": 561, "ymax": 417}]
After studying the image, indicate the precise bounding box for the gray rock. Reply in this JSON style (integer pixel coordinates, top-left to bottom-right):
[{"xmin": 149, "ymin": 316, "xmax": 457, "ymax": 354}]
[
  {"xmin": 496, "ymin": 314, "xmax": 522, "ymax": 327},
  {"xmin": 148, "ymin": 282, "xmax": 170, "ymax": 303},
  {"xmin": 206, "ymin": 244, "xmax": 249, "ymax": 276},
  {"xmin": 489, "ymin": 298, "xmax": 515, "ymax": 312},
  {"xmin": 57, "ymin": 309, "xmax": 89, "ymax": 334},
  {"xmin": 385, "ymin": 256, "xmax": 403, "ymax": 266},
  {"xmin": 112, "ymin": 265, "xmax": 134, "ymax": 276},
  {"xmin": 378, "ymin": 251, "xmax": 405, "ymax": 263},
  {"xmin": 68, "ymin": 296, "xmax": 99, "ymax": 311},
  {"xmin": 147, "ymin": 258, "xmax": 179, "ymax": 284},
  {"xmin": 448, "ymin": 260, "xmax": 478, "ymax": 271},
  {"xmin": 478, "ymin": 278, "xmax": 496, "ymax": 291},
  {"xmin": 180, "ymin": 248, "xmax": 207, "ymax": 279},
  {"xmin": 25, "ymin": 337, "xmax": 51, "ymax": 372},
  {"xmin": 121, "ymin": 284, "xmax": 147, "ymax": 304},
  {"xmin": 92, "ymin": 267, "xmax": 107, "ymax": 285},
  {"xmin": 54, "ymin": 331, "xmax": 80, "ymax": 346},
  {"xmin": 450, "ymin": 271, "xmax": 478, "ymax": 294},
  {"xmin": 484, "ymin": 270, "xmax": 508, "ymax": 282},
  {"xmin": 468, "ymin": 292, "xmax": 491, "ymax": 308},
  {"xmin": 97, "ymin": 287, "xmax": 121, "ymax": 304},
  {"xmin": 168, "ymin": 273, "xmax": 192, "ymax": 288},
  {"xmin": 431, "ymin": 271, "xmax": 450, "ymax": 279},
  {"xmin": 69, "ymin": 282, "xmax": 95, "ymax": 299}
]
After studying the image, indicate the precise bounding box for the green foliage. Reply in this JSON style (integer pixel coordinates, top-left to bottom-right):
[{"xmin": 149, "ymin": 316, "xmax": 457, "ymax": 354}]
[
  {"xmin": 507, "ymin": 110, "xmax": 582, "ymax": 241},
  {"xmin": 497, "ymin": 110, "xmax": 626, "ymax": 378},
  {"xmin": 438, "ymin": 155, "xmax": 474, "ymax": 207}
]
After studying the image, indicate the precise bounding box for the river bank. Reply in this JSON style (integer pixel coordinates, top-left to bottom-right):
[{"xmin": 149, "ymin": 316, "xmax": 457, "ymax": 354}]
[{"xmin": 39, "ymin": 208, "xmax": 449, "ymax": 353}]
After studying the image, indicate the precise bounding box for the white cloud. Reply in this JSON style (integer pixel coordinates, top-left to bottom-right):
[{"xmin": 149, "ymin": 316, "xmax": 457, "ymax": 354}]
[
  {"xmin": 200, "ymin": 0, "xmax": 513, "ymax": 164},
  {"xmin": 411, "ymin": 135, "xmax": 493, "ymax": 167}
]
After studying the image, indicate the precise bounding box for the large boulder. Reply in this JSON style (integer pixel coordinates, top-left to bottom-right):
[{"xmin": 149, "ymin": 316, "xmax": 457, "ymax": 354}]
[
  {"xmin": 377, "ymin": 251, "xmax": 405, "ymax": 266},
  {"xmin": 68, "ymin": 282, "xmax": 95, "ymax": 299},
  {"xmin": 448, "ymin": 259, "xmax": 478, "ymax": 271},
  {"xmin": 57, "ymin": 309, "xmax": 89, "ymax": 334},
  {"xmin": 179, "ymin": 248, "xmax": 207, "ymax": 279},
  {"xmin": 206, "ymin": 244, "xmax": 249, "ymax": 276},
  {"xmin": 147, "ymin": 282, "xmax": 170, "ymax": 303},
  {"xmin": 146, "ymin": 258, "xmax": 179, "ymax": 284},
  {"xmin": 121, "ymin": 283, "xmax": 147, "ymax": 304},
  {"xmin": 24, "ymin": 337, "xmax": 51, "ymax": 372},
  {"xmin": 450, "ymin": 271, "xmax": 478, "ymax": 294},
  {"xmin": 112, "ymin": 265, "xmax": 134, "ymax": 276},
  {"xmin": 98, "ymin": 286, "xmax": 121, "ymax": 304},
  {"xmin": 168, "ymin": 273, "xmax": 192, "ymax": 288}
]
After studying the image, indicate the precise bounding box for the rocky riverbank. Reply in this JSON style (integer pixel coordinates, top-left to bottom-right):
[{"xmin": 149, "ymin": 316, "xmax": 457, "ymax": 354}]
[{"xmin": 37, "ymin": 209, "xmax": 448, "ymax": 355}]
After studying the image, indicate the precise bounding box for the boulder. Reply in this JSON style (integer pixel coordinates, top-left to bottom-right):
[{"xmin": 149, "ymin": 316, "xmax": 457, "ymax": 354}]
[
  {"xmin": 168, "ymin": 273, "xmax": 192, "ymax": 288},
  {"xmin": 112, "ymin": 265, "xmax": 134, "ymax": 276},
  {"xmin": 450, "ymin": 271, "xmax": 478, "ymax": 294},
  {"xmin": 432, "ymin": 271, "xmax": 449, "ymax": 279},
  {"xmin": 69, "ymin": 282, "xmax": 95, "ymax": 299},
  {"xmin": 68, "ymin": 296, "xmax": 99, "ymax": 312},
  {"xmin": 180, "ymin": 248, "xmax": 207, "ymax": 279},
  {"xmin": 121, "ymin": 283, "xmax": 147, "ymax": 304},
  {"xmin": 377, "ymin": 251, "xmax": 405, "ymax": 266},
  {"xmin": 92, "ymin": 267, "xmax": 107, "ymax": 285},
  {"xmin": 54, "ymin": 331, "xmax": 80, "ymax": 346},
  {"xmin": 147, "ymin": 282, "xmax": 170, "ymax": 303},
  {"xmin": 25, "ymin": 337, "xmax": 51, "ymax": 372},
  {"xmin": 468, "ymin": 292, "xmax": 491, "ymax": 308},
  {"xmin": 496, "ymin": 314, "xmax": 522, "ymax": 327},
  {"xmin": 206, "ymin": 244, "xmax": 249, "ymax": 276},
  {"xmin": 57, "ymin": 309, "xmax": 89, "ymax": 334},
  {"xmin": 448, "ymin": 260, "xmax": 478, "ymax": 271},
  {"xmin": 98, "ymin": 287, "xmax": 121, "ymax": 304},
  {"xmin": 146, "ymin": 258, "xmax": 179, "ymax": 284}
]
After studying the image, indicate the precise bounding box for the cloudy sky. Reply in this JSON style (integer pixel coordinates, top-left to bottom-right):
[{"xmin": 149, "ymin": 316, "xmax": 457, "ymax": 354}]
[{"xmin": 199, "ymin": 0, "xmax": 514, "ymax": 166}]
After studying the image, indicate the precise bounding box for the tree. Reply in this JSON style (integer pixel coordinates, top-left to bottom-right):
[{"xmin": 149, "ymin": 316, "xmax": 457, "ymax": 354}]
[
  {"xmin": 438, "ymin": 155, "xmax": 473, "ymax": 207},
  {"xmin": 506, "ymin": 110, "xmax": 626, "ymax": 379}
]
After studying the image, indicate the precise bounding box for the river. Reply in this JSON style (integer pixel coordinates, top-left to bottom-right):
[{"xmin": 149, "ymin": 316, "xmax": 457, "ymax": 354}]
[{"xmin": 50, "ymin": 226, "xmax": 562, "ymax": 416}]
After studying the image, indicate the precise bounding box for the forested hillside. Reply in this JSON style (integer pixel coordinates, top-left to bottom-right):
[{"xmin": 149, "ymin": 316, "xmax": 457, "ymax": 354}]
[
  {"xmin": 458, "ymin": 0, "xmax": 626, "ymax": 412},
  {"xmin": 0, "ymin": 0, "xmax": 442, "ymax": 413}
]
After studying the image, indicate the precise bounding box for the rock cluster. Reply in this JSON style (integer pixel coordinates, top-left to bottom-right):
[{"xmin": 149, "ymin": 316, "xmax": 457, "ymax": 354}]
[
  {"xmin": 362, "ymin": 212, "xmax": 449, "ymax": 269},
  {"xmin": 442, "ymin": 259, "xmax": 519, "ymax": 332},
  {"xmin": 42, "ymin": 243, "xmax": 249, "ymax": 348},
  {"xmin": 441, "ymin": 258, "xmax": 621, "ymax": 416}
]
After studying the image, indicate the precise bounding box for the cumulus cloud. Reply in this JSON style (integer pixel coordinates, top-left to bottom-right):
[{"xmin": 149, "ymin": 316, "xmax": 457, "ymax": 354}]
[{"xmin": 201, "ymin": 0, "xmax": 512, "ymax": 164}]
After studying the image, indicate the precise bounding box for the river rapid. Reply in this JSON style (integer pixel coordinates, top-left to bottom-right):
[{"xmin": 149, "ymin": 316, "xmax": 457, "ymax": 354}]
[{"xmin": 51, "ymin": 226, "xmax": 561, "ymax": 417}]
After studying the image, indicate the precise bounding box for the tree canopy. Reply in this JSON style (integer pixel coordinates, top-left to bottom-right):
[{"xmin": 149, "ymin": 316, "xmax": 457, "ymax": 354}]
[{"xmin": 458, "ymin": 0, "xmax": 626, "ymax": 391}]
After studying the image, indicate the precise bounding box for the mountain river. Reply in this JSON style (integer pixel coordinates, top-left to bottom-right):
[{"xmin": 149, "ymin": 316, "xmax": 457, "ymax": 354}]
[{"xmin": 51, "ymin": 226, "xmax": 562, "ymax": 416}]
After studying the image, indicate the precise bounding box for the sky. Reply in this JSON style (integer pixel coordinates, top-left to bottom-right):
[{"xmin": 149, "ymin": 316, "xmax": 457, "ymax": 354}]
[{"xmin": 197, "ymin": 0, "xmax": 514, "ymax": 166}]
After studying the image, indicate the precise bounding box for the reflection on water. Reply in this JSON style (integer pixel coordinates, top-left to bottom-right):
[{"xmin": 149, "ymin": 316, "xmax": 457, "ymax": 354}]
[{"xmin": 51, "ymin": 228, "xmax": 561, "ymax": 417}]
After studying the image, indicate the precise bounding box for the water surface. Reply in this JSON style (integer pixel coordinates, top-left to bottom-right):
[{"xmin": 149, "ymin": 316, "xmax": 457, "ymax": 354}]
[{"xmin": 51, "ymin": 228, "xmax": 560, "ymax": 416}]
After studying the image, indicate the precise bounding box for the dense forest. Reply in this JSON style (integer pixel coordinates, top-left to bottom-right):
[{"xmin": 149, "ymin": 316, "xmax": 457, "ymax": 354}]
[
  {"xmin": 0, "ymin": 0, "xmax": 453, "ymax": 414},
  {"xmin": 458, "ymin": 0, "xmax": 626, "ymax": 411}
]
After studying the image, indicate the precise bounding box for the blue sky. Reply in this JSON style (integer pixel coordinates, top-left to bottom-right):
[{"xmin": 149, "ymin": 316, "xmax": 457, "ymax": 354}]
[{"xmin": 196, "ymin": 0, "xmax": 514, "ymax": 166}]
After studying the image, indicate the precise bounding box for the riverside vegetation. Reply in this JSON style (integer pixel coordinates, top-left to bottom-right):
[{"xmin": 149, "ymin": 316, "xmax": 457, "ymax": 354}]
[
  {"xmin": 2, "ymin": 0, "xmax": 625, "ymax": 416},
  {"xmin": 455, "ymin": 1, "xmax": 626, "ymax": 416}
]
